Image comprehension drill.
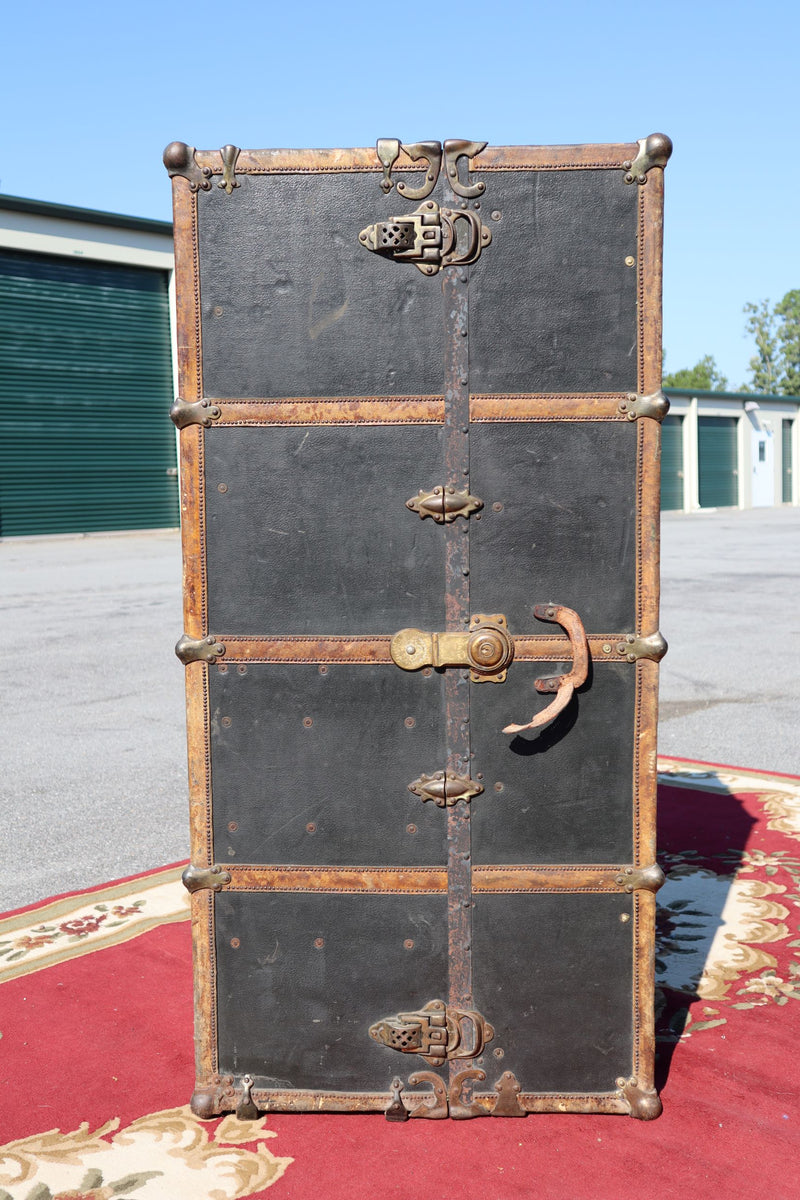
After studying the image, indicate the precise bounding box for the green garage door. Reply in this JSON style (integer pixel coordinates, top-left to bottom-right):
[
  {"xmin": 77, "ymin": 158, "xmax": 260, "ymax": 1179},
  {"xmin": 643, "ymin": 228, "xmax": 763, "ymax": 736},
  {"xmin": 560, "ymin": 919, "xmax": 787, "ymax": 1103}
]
[
  {"xmin": 0, "ymin": 248, "xmax": 178, "ymax": 536},
  {"xmin": 698, "ymin": 416, "xmax": 738, "ymax": 508},
  {"xmin": 783, "ymin": 420, "xmax": 794, "ymax": 503},
  {"xmin": 660, "ymin": 414, "xmax": 684, "ymax": 510}
]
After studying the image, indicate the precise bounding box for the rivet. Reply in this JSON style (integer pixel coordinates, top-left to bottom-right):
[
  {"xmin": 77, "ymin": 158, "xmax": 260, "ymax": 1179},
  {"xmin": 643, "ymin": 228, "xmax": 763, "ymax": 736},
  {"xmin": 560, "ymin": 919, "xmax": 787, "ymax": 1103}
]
[
  {"xmin": 406, "ymin": 823, "xmax": 417, "ymax": 834},
  {"xmin": 462, "ymin": 467, "xmax": 469, "ymax": 475},
  {"xmin": 406, "ymin": 644, "xmax": 416, "ymax": 655},
  {"xmin": 303, "ymin": 716, "xmax": 313, "ymax": 728},
  {"xmin": 473, "ymin": 201, "xmax": 481, "ymax": 209},
  {"xmin": 217, "ymin": 483, "xmax": 228, "ymax": 494},
  {"xmin": 460, "ymin": 272, "xmax": 468, "ymax": 282},
  {"xmin": 603, "ymin": 644, "xmax": 612, "ymax": 653},
  {"xmin": 227, "ymin": 821, "xmax": 238, "ymax": 832},
  {"xmin": 221, "ymin": 716, "xmax": 232, "ymax": 728},
  {"xmin": 462, "ymin": 425, "xmax": 469, "ymax": 434},
  {"xmin": 477, "ymin": 772, "xmax": 484, "ymax": 780},
  {"xmin": 627, "ymin": 634, "xmax": 635, "ymax": 644},
  {"xmin": 213, "ymin": 306, "xmax": 223, "ymax": 316},
  {"xmin": 616, "ymin": 1076, "xmax": 627, "ymax": 1088},
  {"xmin": 314, "ymin": 937, "xmax": 324, "ymax": 949},
  {"xmin": 422, "ymin": 667, "xmax": 432, "ymax": 677},
  {"xmin": 404, "ymin": 716, "xmax": 416, "ymax": 728},
  {"xmin": 492, "ymin": 502, "xmax": 503, "ymax": 512},
  {"xmin": 461, "ymin": 327, "xmax": 468, "ymax": 337},
  {"xmin": 493, "ymin": 1047, "xmax": 504, "ymax": 1059},
  {"xmin": 475, "ymin": 514, "xmax": 482, "ymax": 520},
  {"xmin": 462, "ymin": 567, "xmax": 469, "ymax": 576},
  {"xmin": 491, "ymin": 210, "xmax": 502, "ymax": 221},
  {"xmin": 494, "ymin": 782, "xmax": 504, "ymax": 792},
  {"xmin": 461, "ymin": 376, "xmax": 468, "ymax": 385},
  {"xmin": 404, "ymin": 939, "xmax": 414, "ymax": 950},
  {"xmin": 620, "ymin": 912, "xmax": 631, "ymax": 923},
  {"xmin": 217, "ymin": 663, "xmax": 228, "ymax": 673},
  {"xmin": 625, "ymin": 255, "xmax": 635, "ymax": 267},
  {"xmin": 318, "ymin": 665, "xmax": 328, "ymax": 674},
  {"xmin": 306, "ymin": 822, "xmax": 316, "ymax": 833},
  {"xmin": 230, "ymin": 937, "xmax": 240, "ymax": 949},
  {"xmin": 427, "ymin": 201, "xmax": 435, "ymax": 209},
  {"xmin": 237, "ymin": 664, "xmax": 247, "ymax": 675}
]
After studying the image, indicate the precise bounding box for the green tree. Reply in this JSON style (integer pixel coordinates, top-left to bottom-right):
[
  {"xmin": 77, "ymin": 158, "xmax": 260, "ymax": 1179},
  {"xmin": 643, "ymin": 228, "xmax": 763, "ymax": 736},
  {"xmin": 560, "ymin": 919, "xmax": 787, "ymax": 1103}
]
[
  {"xmin": 663, "ymin": 354, "xmax": 728, "ymax": 391},
  {"xmin": 743, "ymin": 299, "xmax": 781, "ymax": 393},
  {"xmin": 774, "ymin": 289, "xmax": 800, "ymax": 395}
]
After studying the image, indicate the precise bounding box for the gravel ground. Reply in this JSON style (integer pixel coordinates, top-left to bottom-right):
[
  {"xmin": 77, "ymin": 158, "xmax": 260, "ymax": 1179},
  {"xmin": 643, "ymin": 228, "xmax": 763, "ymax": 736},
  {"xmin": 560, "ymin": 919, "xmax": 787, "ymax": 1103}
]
[{"xmin": 2, "ymin": 507, "xmax": 797, "ymax": 908}]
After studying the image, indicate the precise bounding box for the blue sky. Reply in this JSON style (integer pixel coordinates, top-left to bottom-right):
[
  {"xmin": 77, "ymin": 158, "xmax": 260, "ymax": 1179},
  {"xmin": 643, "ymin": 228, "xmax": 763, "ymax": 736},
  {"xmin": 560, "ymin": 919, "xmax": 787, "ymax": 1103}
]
[{"xmin": 3, "ymin": 0, "xmax": 798, "ymax": 389}]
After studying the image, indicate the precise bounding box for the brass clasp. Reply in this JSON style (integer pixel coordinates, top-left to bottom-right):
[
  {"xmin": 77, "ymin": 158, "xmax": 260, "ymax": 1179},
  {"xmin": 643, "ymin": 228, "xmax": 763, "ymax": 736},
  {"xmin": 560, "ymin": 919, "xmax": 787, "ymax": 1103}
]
[
  {"xmin": 369, "ymin": 999, "xmax": 494, "ymax": 1066},
  {"xmin": 391, "ymin": 614, "xmax": 513, "ymax": 682},
  {"xmin": 359, "ymin": 200, "xmax": 492, "ymax": 276}
]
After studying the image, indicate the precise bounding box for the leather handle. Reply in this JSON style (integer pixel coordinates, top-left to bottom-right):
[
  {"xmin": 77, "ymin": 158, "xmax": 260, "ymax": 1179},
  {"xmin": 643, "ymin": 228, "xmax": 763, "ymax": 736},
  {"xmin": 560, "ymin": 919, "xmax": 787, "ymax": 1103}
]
[{"xmin": 502, "ymin": 603, "xmax": 589, "ymax": 734}]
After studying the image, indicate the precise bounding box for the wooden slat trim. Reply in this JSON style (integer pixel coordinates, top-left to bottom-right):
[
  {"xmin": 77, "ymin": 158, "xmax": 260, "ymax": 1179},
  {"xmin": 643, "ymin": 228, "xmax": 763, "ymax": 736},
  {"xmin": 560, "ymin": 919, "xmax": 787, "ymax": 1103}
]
[
  {"xmin": 470, "ymin": 394, "xmax": 628, "ymax": 422},
  {"xmin": 472, "ymin": 866, "xmax": 632, "ymax": 893},
  {"xmin": 211, "ymin": 396, "xmax": 445, "ymax": 426},
  {"xmin": 224, "ymin": 866, "xmax": 448, "ymax": 893}
]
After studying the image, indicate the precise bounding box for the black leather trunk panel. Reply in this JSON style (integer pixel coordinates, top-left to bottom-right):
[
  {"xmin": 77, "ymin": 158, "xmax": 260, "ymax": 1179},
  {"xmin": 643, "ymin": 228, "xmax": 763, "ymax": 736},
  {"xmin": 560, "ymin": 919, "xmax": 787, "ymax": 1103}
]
[
  {"xmin": 473, "ymin": 893, "xmax": 634, "ymax": 1092},
  {"xmin": 198, "ymin": 173, "xmax": 445, "ymax": 399},
  {"xmin": 205, "ymin": 425, "xmax": 445, "ymax": 634},
  {"xmin": 469, "ymin": 422, "xmax": 637, "ymax": 634},
  {"xmin": 469, "ymin": 170, "xmax": 638, "ymax": 394},
  {"xmin": 215, "ymin": 892, "xmax": 448, "ymax": 1091},
  {"xmin": 470, "ymin": 662, "xmax": 635, "ymax": 864},
  {"xmin": 209, "ymin": 664, "xmax": 447, "ymax": 866}
]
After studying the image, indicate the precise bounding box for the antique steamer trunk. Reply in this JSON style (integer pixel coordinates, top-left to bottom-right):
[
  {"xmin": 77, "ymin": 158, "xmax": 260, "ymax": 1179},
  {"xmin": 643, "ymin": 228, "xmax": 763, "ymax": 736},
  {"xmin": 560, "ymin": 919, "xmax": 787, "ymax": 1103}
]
[{"xmin": 165, "ymin": 134, "xmax": 671, "ymax": 1121}]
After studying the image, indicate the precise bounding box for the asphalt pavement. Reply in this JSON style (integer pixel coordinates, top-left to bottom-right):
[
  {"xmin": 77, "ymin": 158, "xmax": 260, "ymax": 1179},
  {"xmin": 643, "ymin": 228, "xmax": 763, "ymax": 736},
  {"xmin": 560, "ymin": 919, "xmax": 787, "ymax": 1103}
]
[{"xmin": 2, "ymin": 507, "xmax": 798, "ymax": 909}]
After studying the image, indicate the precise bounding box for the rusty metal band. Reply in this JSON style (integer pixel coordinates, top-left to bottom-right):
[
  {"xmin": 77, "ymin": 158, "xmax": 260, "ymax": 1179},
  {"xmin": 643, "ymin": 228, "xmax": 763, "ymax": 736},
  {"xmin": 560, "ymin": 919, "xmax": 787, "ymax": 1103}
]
[
  {"xmin": 442, "ymin": 181, "xmax": 473, "ymax": 1098},
  {"xmin": 210, "ymin": 396, "xmax": 445, "ymax": 426},
  {"xmin": 470, "ymin": 394, "xmax": 629, "ymax": 422},
  {"xmin": 217, "ymin": 865, "xmax": 646, "ymax": 894},
  {"xmin": 205, "ymin": 635, "xmax": 643, "ymax": 664}
]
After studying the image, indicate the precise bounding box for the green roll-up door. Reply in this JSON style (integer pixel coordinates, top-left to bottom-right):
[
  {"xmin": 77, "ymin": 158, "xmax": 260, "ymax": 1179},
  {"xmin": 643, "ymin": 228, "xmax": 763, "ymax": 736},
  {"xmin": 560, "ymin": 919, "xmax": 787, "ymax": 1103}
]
[
  {"xmin": 783, "ymin": 420, "xmax": 794, "ymax": 503},
  {"xmin": 0, "ymin": 248, "xmax": 178, "ymax": 536},
  {"xmin": 660, "ymin": 414, "xmax": 684, "ymax": 510},
  {"xmin": 698, "ymin": 416, "xmax": 738, "ymax": 508}
]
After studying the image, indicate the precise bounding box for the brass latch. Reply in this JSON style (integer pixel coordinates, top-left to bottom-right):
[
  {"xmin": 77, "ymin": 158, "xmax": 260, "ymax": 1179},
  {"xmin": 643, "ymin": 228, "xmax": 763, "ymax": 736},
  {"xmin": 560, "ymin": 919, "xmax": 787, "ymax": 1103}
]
[
  {"xmin": 359, "ymin": 200, "xmax": 492, "ymax": 276},
  {"xmin": 406, "ymin": 485, "xmax": 483, "ymax": 523},
  {"xmin": 369, "ymin": 999, "xmax": 494, "ymax": 1065},
  {"xmin": 408, "ymin": 771, "xmax": 483, "ymax": 807},
  {"xmin": 391, "ymin": 615, "xmax": 514, "ymax": 682}
]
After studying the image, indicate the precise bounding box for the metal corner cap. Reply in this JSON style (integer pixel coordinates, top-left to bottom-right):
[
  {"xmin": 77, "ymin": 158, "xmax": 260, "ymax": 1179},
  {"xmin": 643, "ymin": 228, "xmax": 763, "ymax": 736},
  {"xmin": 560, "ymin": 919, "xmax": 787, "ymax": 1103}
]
[
  {"xmin": 623, "ymin": 133, "xmax": 673, "ymax": 184},
  {"xmin": 644, "ymin": 131, "xmax": 673, "ymax": 165},
  {"xmin": 614, "ymin": 863, "xmax": 666, "ymax": 894},
  {"xmin": 619, "ymin": 391, "xmax": 670, "ymax": 422},
  {"xmin": 170, "ymin": 396, "xmax": 221, "ymax": 429}
]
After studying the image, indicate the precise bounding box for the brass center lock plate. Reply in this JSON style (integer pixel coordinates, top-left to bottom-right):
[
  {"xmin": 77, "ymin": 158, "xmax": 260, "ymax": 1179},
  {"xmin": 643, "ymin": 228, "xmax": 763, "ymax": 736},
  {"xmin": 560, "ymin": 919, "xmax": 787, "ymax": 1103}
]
[{"xmin": 390, "ymin": 614, "xmax": 513, "ymax": 682}]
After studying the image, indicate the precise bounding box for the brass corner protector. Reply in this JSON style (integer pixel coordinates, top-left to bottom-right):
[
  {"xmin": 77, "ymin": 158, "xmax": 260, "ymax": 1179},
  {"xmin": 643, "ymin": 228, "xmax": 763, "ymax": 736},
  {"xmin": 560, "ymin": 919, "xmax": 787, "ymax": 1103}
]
[
  {"xmin": 615, "ymin": 632, "xmax": 668, "ymax": 663},
  {"xmin": 492, "ymin": 1071, "xmax": 527, "ymax": 1117},
  {"xmin": 163, "ymin": 141, "xmax": 213, "ymax": 192},
  {"xmin": 190, "ymin": 1074, "xmax": 235, "ymax": 1119},
  {"xmin": 614, "ymin": 864, "xmax": 666, "ymax": 894},
  {"xmin": 235, "ymin": 1074, "xmax": 259, "ymax": 1120},
  {"xmin": 618, "ymin": 1078, "xmax": 663, "ymax": 1120},
  {"xmin": 182, "ymin": 863, "xmax": 232, "ymax": 894},
  {"xmin": 170, "ymin": 397, "xmax": 221, "ymax": 429},
  {"xmin": 175, "ymin": 634, "xmax": 226, "ymax": 665},
  {"xmin": 618, "ymin": 391, "xmax": 670, "ymax": 422},
  {"xmin": 622, "ymin": 133, "xmax": 673, "ymax": 184}
]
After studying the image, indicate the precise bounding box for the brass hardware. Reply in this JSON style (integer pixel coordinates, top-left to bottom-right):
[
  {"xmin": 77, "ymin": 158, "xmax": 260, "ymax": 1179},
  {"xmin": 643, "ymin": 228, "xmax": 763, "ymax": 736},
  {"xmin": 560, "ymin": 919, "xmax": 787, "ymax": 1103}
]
[
  {"xmin": 376, "ymin": 138, "xmax": 401, "ymax": 193},
  {"xmin": 369, "ymin": 999, "xmax": 494, "ymax": 1066},
  {"xmin": 503, "ymin": 604, "xmax": 590, "ymax": 734},
  {"xmin": 235, "ymin": 1074, "xmax": 259, "ymax": 1120},
  {"xmin": 396, "ymin": 141, "xmax": 443, "ymax": 201},
  {"xmin": 614, "ymin": 864, "xmax": 666, "ymax": 894},
  {"xmin": 449, "ymin": 1069, "xmax": 489, "ymax": 1119},
  {"xmin": 618, "ymin": 390, "xmax": 670, "ymax": 422},
  {"xmin": 181, "ymin": 863, "xmax": 231, "ymax": 893},
  {"xmin": 624, "ymin": 255, "xmax": 636, "ymax": 267},
  {"xmin": 623, "ymin": 132, "xmax": 673, "ymax": 184},
  {"xmin": 443, "ymin": 139, "xmax": 488, "ymax": 198},
  {"xmin": 359, "ymin": 200, "xmax": 492, "ymax": 276},
  {"xmin": 163, "ymin": 141, "xmax": 213, "ymax": 191},
  {"xmin": 406, "ymin": 485, "xmax": 483, "ymax": 523},
  {"xmin": 175, "ymin": 634, "xmax": 226, "ymax": 664},
  {"xmin": 492, "ymin": 1071, "xmax": 527, "ymax": 1117},
  {"xmin": 406, "ymin": 1071, "xmax": 449, "ymax": 1119},
  {"xmin": 391, "ymin": 615, "xmax": 513, "ymax": 682},
  {"xmin": 408, "ymin": 771, "xmax": 484, "ymax": 807},
  {"xmin": 218, "ymin": 144, "xmax": 241, "ymax": 195},
  {"xmin": 170, "ymin": 396, "xmax": 221, "ymax": 429},
  {"xmin": 615, "ymin": 631, "xmax": 668, "ymax": 662},
  {"xmin": 385, "ymin": 1076, "xmax": 409, "ymax": 1122},
  {"xmin": 619, "ymin": 1079, "xmax": 663, "ymax": 1120}
]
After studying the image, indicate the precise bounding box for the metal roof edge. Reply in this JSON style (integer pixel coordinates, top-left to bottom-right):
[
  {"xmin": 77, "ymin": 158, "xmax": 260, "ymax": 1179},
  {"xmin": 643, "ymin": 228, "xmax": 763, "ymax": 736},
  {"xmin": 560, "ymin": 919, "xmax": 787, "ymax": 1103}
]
[
  {"xmin": 665, "ymin": 386, "xmax": 800, "ymax": 404},
  {"xmin": 0, "ymin": 193, "xmax": 172, "ymax": 236}
]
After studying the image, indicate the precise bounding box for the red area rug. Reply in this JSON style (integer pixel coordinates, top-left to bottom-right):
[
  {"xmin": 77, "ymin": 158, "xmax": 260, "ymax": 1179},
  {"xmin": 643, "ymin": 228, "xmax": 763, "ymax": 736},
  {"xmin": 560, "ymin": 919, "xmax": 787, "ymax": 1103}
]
[{"xmin": 1, "ymin": 757, "xmax": 799, "ymax": 1200}]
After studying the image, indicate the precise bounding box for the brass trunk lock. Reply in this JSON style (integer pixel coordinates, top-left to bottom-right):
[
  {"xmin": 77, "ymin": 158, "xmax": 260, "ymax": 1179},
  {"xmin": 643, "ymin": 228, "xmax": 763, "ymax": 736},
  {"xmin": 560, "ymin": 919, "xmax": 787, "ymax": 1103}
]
[
  {"xmin": 391, "ymin": 614, "xmax": 513, "ymax": 683},
  {"xmin": 359, "ymin": 200, "xmax": 492, "ymax": 276},
  {"xmin": 369, "ymin": 999, "xmax": 494, "ymax": 1065}
]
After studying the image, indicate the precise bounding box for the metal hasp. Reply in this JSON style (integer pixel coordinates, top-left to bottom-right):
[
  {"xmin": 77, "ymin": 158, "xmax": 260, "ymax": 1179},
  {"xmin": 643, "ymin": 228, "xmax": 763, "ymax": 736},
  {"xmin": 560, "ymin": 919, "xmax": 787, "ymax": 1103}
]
[
  {"xmin": 175, "ymin": 634, "xmax": 226, "ymax": 664},
  {"xmin": 618, "ymin": 390, "xmax": 670, "ymax": 422},
  {"xmin": 408, "ymin": 770, "xmax": 484, "ymax": 807},
  {"xmin": 396, "ymin": 141, "xmax": 443, "ymax": 200},
  {"xmin": 182, "ymin": 864, "xmax": 231, "ymax": 894},
  {"xmin": 170, "ymin": 397, "xmax": 221, "ymax": 429},
  {"xmin": 503, "ymin": 604, "xmax": 589, "ymax": 734},
  {"xmin": 391, "ymin": 614, "xmax": 514, "ymax": 682},
  {"xmin": 368, "ymin": 999, "xmax": 494, "ymax": 1066},
  {"xmin": 622, "ymin": 132, "xmax": 673, "ymax": 184},
  {"xmin": 406, "ymin": 485, "xmax": 483, "ymax": 523},
  {"xmin": 359, "ymin": 200, "xmax": 492, "ymax": 276},
  {"xmin": 443, "ymin": 139, "xmax": 487, "ymax": 198}
]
